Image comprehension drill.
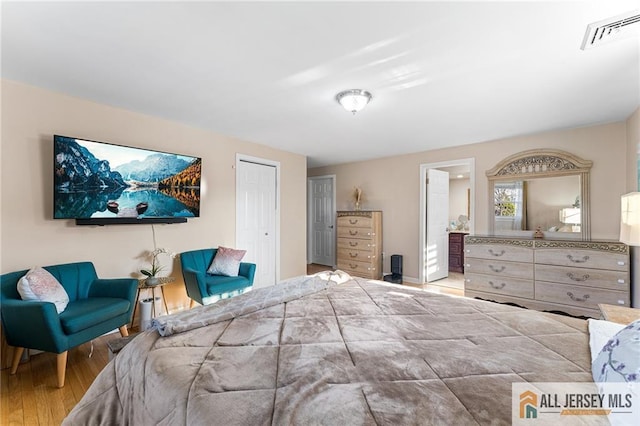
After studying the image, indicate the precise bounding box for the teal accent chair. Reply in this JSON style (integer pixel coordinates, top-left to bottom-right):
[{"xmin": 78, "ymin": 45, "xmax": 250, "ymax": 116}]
[
  {"xmin": 180, "ymin": 248, "xmax": 256, "ymax": 306},
  {"xmin": 0, "ymin": 262, "xmax": 137, "ymax": 387}
]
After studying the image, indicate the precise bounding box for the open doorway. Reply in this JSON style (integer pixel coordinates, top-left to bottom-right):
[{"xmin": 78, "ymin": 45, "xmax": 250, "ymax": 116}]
[{"xmin": 419, "ymin": 158, "xmax": 475, "ymax": 289}]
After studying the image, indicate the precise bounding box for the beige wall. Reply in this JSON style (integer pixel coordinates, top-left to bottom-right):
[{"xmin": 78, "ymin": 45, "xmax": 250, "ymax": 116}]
[
  {"xmin": 449, "ymin": 178, "xmax": 470, "ymax": 226},
  {"xmin": 0, "ymin": 80, "xmax": 307, "ymax": 312},
  {"xmin": 310, "ymin": 121, "xmax": 628, "ymax": 282},
  {"xmin": 626, "ymin": 107, "xmax": 640, "ymax": 308},
  {"xmin": 627, "ymin": 108, "xmax": 639, "ymax": 192}
]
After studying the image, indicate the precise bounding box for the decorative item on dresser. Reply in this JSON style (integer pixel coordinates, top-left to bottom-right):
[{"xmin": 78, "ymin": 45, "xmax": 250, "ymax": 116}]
[
  {"xmin": 463, "ymin": 236, "xmax": 630, "ymax": 318},
  {"xmin": 448, "ymin": 232, "xmax": 468, "ymax": 273},
  {"xmin": 336, "ymin": 211, "xmax": 382, "ymax": 279}
]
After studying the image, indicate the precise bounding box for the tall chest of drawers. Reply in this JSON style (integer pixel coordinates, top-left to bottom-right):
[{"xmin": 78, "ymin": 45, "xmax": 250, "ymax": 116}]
[
  {"xmin": 336, "ymin": 211, "xmax": 382, "ymax": 280},
  {"xmin": 463, "ymin": 236, "xmax": 630, "ymax": 318}
]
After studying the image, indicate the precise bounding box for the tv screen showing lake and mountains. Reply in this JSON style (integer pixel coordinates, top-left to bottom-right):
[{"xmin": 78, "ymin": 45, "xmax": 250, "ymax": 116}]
[{"xmin": 54, "ymin": 136, "xmax": 201, "ymax": 219}]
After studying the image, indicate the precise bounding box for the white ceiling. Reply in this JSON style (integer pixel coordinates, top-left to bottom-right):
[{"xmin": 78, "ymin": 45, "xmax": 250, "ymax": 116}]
[{"xmin": 2, "ymin": 1, "xmax": 638, "ymax": 168}]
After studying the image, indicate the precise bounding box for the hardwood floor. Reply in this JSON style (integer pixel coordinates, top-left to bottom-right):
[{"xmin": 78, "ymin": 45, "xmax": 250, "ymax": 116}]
[
  {"xmin": 307, "ymin": 263, "xmax": 465, "ymax": 297},
  {"xmin": 1, "ymin": 334, "xmax": 114, "ymax": 425},
  {"xmin": 1, "ymin": 268, "xmax": 464, "ymax": 425}
]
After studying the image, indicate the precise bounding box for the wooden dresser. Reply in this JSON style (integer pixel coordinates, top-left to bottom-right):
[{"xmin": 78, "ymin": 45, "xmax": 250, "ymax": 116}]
[
  {"xmin": 336, "ymin": 211, "xmax": 382, "ymax": 280},
  {"xmin": 463, "ymin": 236, "xmax": 630, "ymax": 318},
  {"xmin": 448, "ymin": 232, "xmax": 468, "ymax": 273}
]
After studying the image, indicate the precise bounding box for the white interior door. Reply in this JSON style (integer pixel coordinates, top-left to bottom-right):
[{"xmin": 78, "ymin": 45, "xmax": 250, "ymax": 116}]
[
  {"xmin": 426, "ymin": 168, "xmax": 449, "ymax": 282},
  {"xmin": 236, "ymin": 159, "xmax": 278, "ymax": 288},
  {"xmin": 308, "ymin": 176, "xmax": 335, "ymax": 266}
]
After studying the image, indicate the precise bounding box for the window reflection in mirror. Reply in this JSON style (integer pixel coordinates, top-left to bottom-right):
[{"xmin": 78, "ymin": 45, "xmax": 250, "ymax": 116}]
[{"xmin": 492, "ymin": 175, "xmax": 581, "ymax": 233}]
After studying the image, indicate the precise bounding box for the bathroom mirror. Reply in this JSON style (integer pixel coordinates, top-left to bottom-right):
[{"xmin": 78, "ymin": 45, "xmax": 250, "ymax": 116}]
[{"xmin": 487, "ymin": 149, "xmax": 592, "ymax": 240}]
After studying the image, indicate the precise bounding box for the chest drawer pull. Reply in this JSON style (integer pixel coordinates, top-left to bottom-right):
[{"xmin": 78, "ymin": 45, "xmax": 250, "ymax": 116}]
[
  {"xmin": 349, "ymin": 219, "xmax": 358, "ymax": 225},
  {"xmin": 349, "ymin": 230, "xmax": 358, "ymax": 236},
  {"xmin": 488, "ymin": 249, "xmax": 506, "ymax": 257},
  {"xmin": 618, "ymin": 279, "xmax": 625, "ymax": 284},
  {"xmin": 567, "ymin": 291, "xmax": 590, "ymax": 302},
  {"xmin": 349, "ymin": 242, "xmax": 358, "ymax": 247},
  {"xmin": 617, "ymin": 261, "xmax": 626, "ymax": 266},
  {"xmin": 567, "ymin": 272, "xmax": 589, "ymax": 282},
  {"xmin": 567, "ymin": 254, "xmax": 590, "ymax": 264},
  {"xmin": 349, "ymin": 263, "xmax": 359, "ymax": 269},
  {"xmin": 349, "ymin": 252, "xmax": 358, "ymax": 258},
  {"xmin": 488, "ymin": 281, "xmax": 506, "ymax": 290},
  {"xmin": 489, "ymin": 265, "xmax": 506, "ymax": 273}
]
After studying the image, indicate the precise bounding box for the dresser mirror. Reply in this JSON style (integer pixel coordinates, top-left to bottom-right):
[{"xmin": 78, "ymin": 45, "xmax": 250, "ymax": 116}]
[{"xmin": 487, "ymin": 149, "xmax": 592, "ymax": 240}]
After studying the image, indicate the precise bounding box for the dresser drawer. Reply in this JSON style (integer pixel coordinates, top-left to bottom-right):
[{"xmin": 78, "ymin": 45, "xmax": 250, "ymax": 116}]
[
  {"xmin": 535, "ymin": 281, "xmax": 630, "ymax": 310},
  {"xmin": 465, "ymin": 244, "xmax": 533, "ymax": 263},
  {"xmin": 535, "ymin": 264, "xmax": 629, "ymax": 291},
  {"xmin": 337, "ymin": 248, "xmax": 377, "ymax": 262},
  {"xmin": 535, "ymin": 248, "xmax": 628, "ymax": 272},
  {"xmin": 450, "ymin": 242, "xmax": 462, "ymax": 254},
  {"xmin": 337, "ymin": 259, "xmax": 378, "ymax": 275},
  {"xmin": 337, "ymin": 216, "xmax": 373, "ymax": 229},
  {"xmin": 465, "ymin": 258, "xmax": 534, "ymax": 280},
  {"xmin": 337, "ymin": 227, "xmax": 376, "ymax": 240},
  {"xmin": 465, "ymin": 273, "xmax": 533, "ymax": 299},
  {"xmin": 337, "ymin": 238, "xmax": 376, "ymax": 252},
  {"xmin": 449, "ymin": 232, "xmax": 465, "ymax": 243}
]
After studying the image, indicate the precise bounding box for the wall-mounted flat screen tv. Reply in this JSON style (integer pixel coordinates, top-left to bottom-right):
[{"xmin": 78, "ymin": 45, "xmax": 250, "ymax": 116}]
[{"xmin": 54, "ymin": 135, "xmax": 201, "ymax": 223}]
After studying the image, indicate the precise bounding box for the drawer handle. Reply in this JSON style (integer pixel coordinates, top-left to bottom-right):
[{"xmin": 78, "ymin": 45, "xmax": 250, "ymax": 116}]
[
  {"xmin": 488, "ymin": 249, "xmax": 505, "ymax": 257},
  {"xmin": 567, "ymin": 273, "xmax": 589, "ymax": 282},
  {"xmin": 567, "ymin": 254, "xmax": 590, "ymax": 264},
  {"xmin": 488, "ymin": 265, "xmax": 506, "ymax": 273},
  {"xmin": 349, "ymin": 263, "xmax": 358, "ymax": 269},
  {"xmin": 567, "ymin": 291, "xmax": 590, "ymax": 303},
  {"xmin": 349, "ymin": 242, "xmax": 358, "ymax": 247},
  {"xmin": 488, "ymin": 281, "xmax": 506, "ymax": 290},
  {"xmin": 349, "ymin": 230, "xmax": 358, "ymax": 236},
  {"xmin": 349, "ymin": 219, "xmax": 358, "ymax": 225},
  {"xmin": 349, "ymin": 252, "xmax": 358, "ymax": 258}
]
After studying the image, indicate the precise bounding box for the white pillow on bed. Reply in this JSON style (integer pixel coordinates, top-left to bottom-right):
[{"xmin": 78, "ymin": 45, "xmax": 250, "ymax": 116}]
[
  {"xmin": 592, "ymin": 319, "xmax": 640, "ymax": 383},
  {"xmin": 587, "ymin": 318, "xmax": 625, "ymax": 363},
  {"xmin": 590, "ymin": 319, "xmax": 640, "ymax": 426}
]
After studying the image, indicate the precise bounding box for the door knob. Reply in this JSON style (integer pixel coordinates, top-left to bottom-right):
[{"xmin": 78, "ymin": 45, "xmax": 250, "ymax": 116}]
[{"xmin": 328, "ymin": 225, "xmax": 334, "ymax": 229}]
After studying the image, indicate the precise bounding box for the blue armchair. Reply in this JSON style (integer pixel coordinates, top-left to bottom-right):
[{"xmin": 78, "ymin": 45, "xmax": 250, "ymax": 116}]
[
  {"xmin": 0, "ymin": 262, "xmax": 137, "ymax": 387},
  {"xmin": 180, "ymin": 248, "xmax": 256, "ymax": 306}
]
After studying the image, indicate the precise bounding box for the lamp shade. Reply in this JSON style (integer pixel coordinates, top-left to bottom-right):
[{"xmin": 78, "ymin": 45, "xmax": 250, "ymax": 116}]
[
  {"xmin": 559, "ymin": 208, "xmax": 581, "ymax": 225},
  {"xmin": 620, "ymin": 192, "xmax": 640, "ymax": 246},
  {"xmin": 336, "ymin": 89, "xmax": 372, "ymax": 114}
]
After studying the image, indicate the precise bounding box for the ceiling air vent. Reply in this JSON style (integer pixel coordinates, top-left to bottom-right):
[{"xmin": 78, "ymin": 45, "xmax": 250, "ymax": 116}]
[{"xmin": 581, "ymin": 10, "xmax": 640, "ymax": 50}]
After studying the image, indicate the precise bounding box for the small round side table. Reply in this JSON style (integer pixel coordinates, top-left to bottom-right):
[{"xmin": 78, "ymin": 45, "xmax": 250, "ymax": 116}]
[{"xmin": 132, "ymin": 277, "xmax": 176, "ymax": 326}]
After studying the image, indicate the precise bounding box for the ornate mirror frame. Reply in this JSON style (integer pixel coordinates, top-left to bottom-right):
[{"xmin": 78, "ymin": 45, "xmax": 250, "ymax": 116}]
[{"xmin": 486, "ymin": 149, "xmax": 593, "ymax": 240}]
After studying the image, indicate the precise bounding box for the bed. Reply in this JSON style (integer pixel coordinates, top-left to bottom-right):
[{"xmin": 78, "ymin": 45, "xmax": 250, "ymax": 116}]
[{"xmin": 63, "ymin": 271, "xmax": 595, "ymax": 425}]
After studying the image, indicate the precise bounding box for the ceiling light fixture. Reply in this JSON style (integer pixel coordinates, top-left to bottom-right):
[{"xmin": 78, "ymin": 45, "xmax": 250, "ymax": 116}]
[{"xmin": 336, "ymin": 89, "xmax": 372, "ymax": 114}]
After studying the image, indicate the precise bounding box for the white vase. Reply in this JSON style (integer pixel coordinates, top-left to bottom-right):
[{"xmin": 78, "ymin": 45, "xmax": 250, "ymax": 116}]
[{"xmin": 145, "ymin": 277, "xmax": 160, "ymax": 286}]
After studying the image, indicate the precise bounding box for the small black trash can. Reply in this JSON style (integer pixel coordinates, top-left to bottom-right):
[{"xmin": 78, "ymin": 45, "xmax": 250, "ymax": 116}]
[{"xmin": 383, "ymin": 254, "xmax": 403, "ymax": 284}]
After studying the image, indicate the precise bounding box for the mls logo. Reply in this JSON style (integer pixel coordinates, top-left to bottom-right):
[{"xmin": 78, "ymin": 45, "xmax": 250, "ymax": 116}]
[{"xmin": 520, "ymin": 390, "xmax": 538, "ymax": 419}]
